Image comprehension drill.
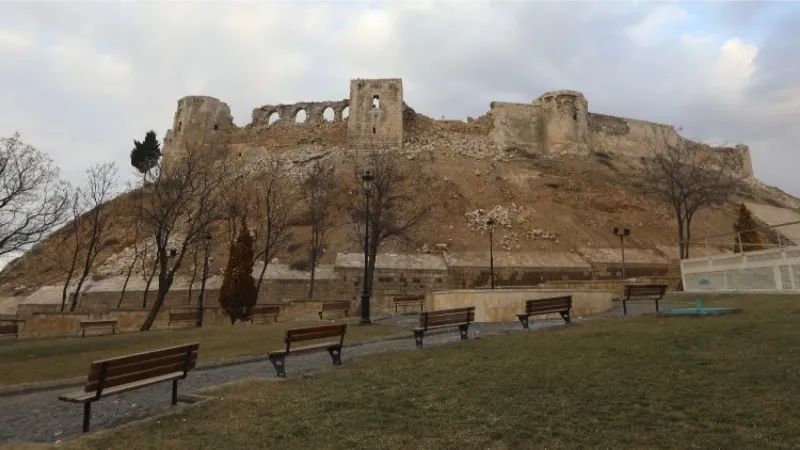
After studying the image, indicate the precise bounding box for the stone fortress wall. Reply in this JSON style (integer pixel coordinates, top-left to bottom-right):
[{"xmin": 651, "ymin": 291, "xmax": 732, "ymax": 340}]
[{"xmin": 162, "ymin": 78, "xmax": 754, "ymax": 179}]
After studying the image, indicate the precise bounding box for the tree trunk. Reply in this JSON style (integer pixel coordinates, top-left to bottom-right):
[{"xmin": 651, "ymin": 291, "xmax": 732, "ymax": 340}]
[
  {"xmin": 70, "ymin": 242, "xmax": 98, "ymax": 312},
  {"xmin": 187, "ymin": 245, "xmax": 199, "ymax": 305},
  {"xmin": 60, "ymin": 261, "xmax": 78, "ymax": 312},
  {"xmin": 117, "ymin": 254, "xmax": 138, "ymax": 308},
  {"xmin": 140, "ymin": 271, "xmax": 173, "ymax": 331},
  {"xmin": 684, "ymin": 219, "xmax": 692, "ymax": 259},
  {"xmin": 255, "ymin": 255, "xmax": 269, "ymax": 294},
  {"xmin": 309, "ymin": 261, "xmax": 317, "ymax": 299},
  {"xmin": 141, "ymin": 259, "xmax": 158, "ymax": 308}
]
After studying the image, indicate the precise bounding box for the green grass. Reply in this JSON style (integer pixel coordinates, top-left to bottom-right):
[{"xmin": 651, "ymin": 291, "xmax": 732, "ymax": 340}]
[
  {"xmin": 0, "ymin": 319, "xmax": 404, "ymax": 387},
  {"xmin": 60, "ymin": 295, "xmax": 800, "ymax": 450}
]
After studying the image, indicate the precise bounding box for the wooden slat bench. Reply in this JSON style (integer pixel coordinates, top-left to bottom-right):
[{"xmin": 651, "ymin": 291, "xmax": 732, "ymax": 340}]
[
  {"xmin": 393, "ymin": 295, "xmax": 425, "ymax": 314},
  {"xmin": 318, "ymin": 301, "xmax": 350, "ymax": 319},
  {"xmin": 58, "ymin": 342, "xmax": 199, "ymax": 432},
  {"xmin": 80, "ymin": 319, "xmax": 118, "ymax": 338},
  {"xmin": 517, "ymin": 296, "xmax": 572, "ymax": 330},
  {"xmin": 168, "ymin": 312, "xmax": 197, "ymax": 330},
  {"xmin": 250, "ymin": 304, "xmax": 280, "ymax": 324},
  {"xmin": 413, "ymin": 306, "xmax": 475, "ymax": 349},
  {"xmin": 0, "ymin": 322, "xmax": 20, "ymax": 343},
  {"xmin": 268, "ymin": 324, "xmax": 346, "ymax": 377},
  {"xmin": 617, "ymin": 284, "xmax": 668, "ymax": 316}
]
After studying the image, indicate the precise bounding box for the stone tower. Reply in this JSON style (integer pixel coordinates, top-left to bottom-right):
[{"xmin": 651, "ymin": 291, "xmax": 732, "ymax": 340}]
[
  {"xmin": 535, "ymin": 90, "xmax": 590, "ymax": 155},
  {"xmin": 162, "ymin": 96, "xmax": 235, "ymax": 168},
  {"xmin": 347, "ymin": 78, "xmax": 404, "ymax": 150}
]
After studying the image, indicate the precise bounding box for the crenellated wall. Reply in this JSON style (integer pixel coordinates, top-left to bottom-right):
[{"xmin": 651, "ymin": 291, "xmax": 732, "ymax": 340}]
[{"xmin": 161, "ymin": 78, "xmax": 755, "ymax": 179}]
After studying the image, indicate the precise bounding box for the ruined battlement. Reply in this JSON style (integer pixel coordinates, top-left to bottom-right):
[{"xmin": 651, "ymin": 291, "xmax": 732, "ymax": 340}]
[{"xmin": 162, "ymin": 78, "xmax": 754, "ymax": 179}]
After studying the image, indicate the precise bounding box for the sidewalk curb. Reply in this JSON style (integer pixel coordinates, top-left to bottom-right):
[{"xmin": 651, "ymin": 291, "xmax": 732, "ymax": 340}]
[{"xmin": 0, "ymin": 331, "xmax": 414, "ymax": 399}]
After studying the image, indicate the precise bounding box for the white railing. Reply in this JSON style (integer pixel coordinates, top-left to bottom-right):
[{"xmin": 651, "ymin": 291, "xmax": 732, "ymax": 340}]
[{"xmin": 681, "ymin": 245, "xmax": 800, "ymax": 291}]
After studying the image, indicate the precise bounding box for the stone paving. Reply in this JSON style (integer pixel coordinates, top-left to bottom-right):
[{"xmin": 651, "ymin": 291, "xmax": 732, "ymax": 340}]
[{"xmin": 0, "ymin": 301, "xmax": 678, "ymax": 445}]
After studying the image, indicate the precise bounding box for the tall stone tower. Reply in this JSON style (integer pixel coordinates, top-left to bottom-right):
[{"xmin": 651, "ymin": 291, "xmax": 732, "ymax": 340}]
[
  {"xmin": 535, "ymin": 90, "xmax": 590, "ymax": 155},
  {"xmin": 347, "ymin": 78, "xmax": 404, "ymax": 150},
  {"xmin": 162, "ymin": 96, "xmax": 235, "ymax": 168}
]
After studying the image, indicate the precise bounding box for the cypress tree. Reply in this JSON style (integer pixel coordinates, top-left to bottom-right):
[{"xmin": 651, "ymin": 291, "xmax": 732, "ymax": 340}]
[
  {"xmin": 219, "ymin": 217, "xmax": 258, "ymax": 323},
  {"xmin": 130, "ymin": 130, "xmax": 162, "ymax": 174},
  {"xmin": 733, "ymin": 203, "xmax": 762, "ymax": 253}
]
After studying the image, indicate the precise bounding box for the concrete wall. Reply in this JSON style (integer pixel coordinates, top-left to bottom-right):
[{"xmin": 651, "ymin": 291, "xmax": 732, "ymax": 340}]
[{"xmin": 429, "ymin": 288, "xmax": 614, "ymax": 322}]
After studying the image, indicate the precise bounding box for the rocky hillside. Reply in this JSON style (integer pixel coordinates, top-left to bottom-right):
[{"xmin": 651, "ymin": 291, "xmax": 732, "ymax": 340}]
[{"xmin": 1, "ymin": 110, "xmax": 797, "ymax": 295}]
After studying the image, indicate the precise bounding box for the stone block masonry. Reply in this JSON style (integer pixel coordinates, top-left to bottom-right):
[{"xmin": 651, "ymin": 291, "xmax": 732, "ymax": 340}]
[{"xmin": 160, "ymin": 77, "xmax": 755, "ymax": 180}]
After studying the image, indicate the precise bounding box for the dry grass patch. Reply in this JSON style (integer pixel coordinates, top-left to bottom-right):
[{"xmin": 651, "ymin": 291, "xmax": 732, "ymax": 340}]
[
  {"xmin": 60, "ymin": 295, "xmax": 800, "ymax": 450},
  {"xmin": 0, "ymin": 319, "xmax": 404, "ymax": 386}
]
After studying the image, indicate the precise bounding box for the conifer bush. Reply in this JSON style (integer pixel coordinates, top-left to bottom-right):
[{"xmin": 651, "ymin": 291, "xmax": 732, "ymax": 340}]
[{"xmin": 219, "ymin": 218, "xmax": 258, "ymax": 323}]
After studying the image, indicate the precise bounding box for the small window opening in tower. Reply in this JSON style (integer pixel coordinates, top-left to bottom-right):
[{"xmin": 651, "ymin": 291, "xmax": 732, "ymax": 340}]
[
  {"xmin": 177, "ymin": 121, "xmax": 182, "ymax": 132},
  {"xmin": 373, "ymin": 126, "xmax": 376, "ymax": 134},
  {"xmin": 572, "ymin": 112, "xmax": 577, "ymax": 121},
  {"xmin": 213, "ymin": 124, "xmax": 219, "ymax": 130},
  {"xmin": 372, "ymin": 95, "xmax": 380, "ymax": 109}
]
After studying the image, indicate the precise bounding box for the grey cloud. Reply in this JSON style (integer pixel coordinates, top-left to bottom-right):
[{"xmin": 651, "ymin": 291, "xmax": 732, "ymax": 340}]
[{"xmin": 0, "ymin": 1, "xmax": 798, "ymax": 197}]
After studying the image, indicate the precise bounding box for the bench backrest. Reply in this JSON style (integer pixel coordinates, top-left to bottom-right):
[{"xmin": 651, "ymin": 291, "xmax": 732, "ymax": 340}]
[
  {"xmin": 419, "ymin": 306, "xmax": 475, "ymax": 330},
  {"xmin": 81, "ymin": 319, "xmax": 117, "ymax": 326},
  {"xmin": 169, "ymin": 312, "xmax": 196, "ymax": 322},
  {"xmin": 0, "ymin": 324, "xmax": 18, "ymax": 336},
  {"xmin": 84, "ymin": 342, "xmax": 199, "ymax": 393},
  {"xmin": 251, "ymin": 305, "xmax": 280, "ymax": 316},
  {"xmin": 321, "ymin": 301, "xmax": 350, "ymax": 310},
  {"xmin": 394, "ymin": 295, "xmax": 425, "ymax": 304},
  {"xmin": 285, "ymin": 324, "xmax": 347, "ymax": 352},
  {"xmin": 525, "ymin": 296, "xmax": 572, "ymax": 315},
  {"xmin": 625, "ymin": 284, "xmax": 668, "ymax": 299}
]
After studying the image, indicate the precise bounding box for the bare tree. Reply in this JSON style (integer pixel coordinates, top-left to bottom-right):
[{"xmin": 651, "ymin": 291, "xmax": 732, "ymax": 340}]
[
  {"xmin": 252, "ymin": 159, "xmax": 295, "ymax": 293},
  {"xmin": 69, "ymin": 163, "xmax": 118, "ymax": 311},
  {"xmin": 116, "ymin": 187, "xmax": 146, "ymax": 308},
  {"xmin": 138, "ymin": 146, "xmax": 227, "ymax": 331},
  {"xmin": 642, "ymin": 138, "xmax": 737, "ymax": 260},
  {"xmin": 220, "ymin": 167, "xmax": 251, "ymax": 246},
  {"xmin": 53, "ymin": 191, "xmax": 84, "ymax": 311},
  {"xmin": 0, "ymin": 133, "xmax": 70, "ymax": 256},
  {"xmin": 301, "ymin": 159, "xmax": 336, "ymax": 298},
  {"xmin": 347, "ymin": 150, "xmax": 432, "ymax": 298}
]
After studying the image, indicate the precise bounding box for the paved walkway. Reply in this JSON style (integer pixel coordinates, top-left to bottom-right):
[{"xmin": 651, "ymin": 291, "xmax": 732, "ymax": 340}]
[{"xmin": 0, "ymin": 302, "xmax": 679, "ymax": 445}]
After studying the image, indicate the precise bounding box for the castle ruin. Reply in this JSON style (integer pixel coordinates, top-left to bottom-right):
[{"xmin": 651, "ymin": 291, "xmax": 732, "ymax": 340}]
[{"xmin": 162, "ymin": 78, "xmax": 754, "ymax": 178}]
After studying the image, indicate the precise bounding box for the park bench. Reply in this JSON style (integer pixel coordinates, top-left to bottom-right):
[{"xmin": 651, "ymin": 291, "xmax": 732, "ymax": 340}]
[
  {"xmin": 413, "ymin": 306, "xmax": 475, "ymax": 349},
  {"xmin": 318, "ymin": 300, "xmax": 350, "ymax": 319},
  {"xmin": 617, "ymin": 284, "xmax": 668, "ymax": 316},
  {"xmin": 516, "ymin": 296, "xmax": 572, "ymax": 330},
  {"xmin": 59, "ymin": 342, "xmax": 199, "ymax": 432},
  {"xmin": 80, "ymin": 319, "xmax": 118, "ymax": 338},
  {"xmin": 0, "ymin": 322, "xmax": 20, "ymax": 343},
  {"xmin": 168, "ymin": 311, "xmax": 197, "ymax": 330},
  {"xmin": 393, "ymin": 294, "xmax": 425, "ymax": 314},
  {"xmin": 268, "ymin": 324, "xmax": 347, "ymax": 377},
  {"xmin": 250, "ymin": 304, "xmax": 280, "ymax": 324}
]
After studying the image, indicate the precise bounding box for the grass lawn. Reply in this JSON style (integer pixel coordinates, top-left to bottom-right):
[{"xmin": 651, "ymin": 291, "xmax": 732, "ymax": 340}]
[
  {"xmin": 0, "ymin": 318, "xmax": 405, "ymax": 387},
  {"xmin": 57, "ymin": 294, "xmax": 800, "ymax": 450}
]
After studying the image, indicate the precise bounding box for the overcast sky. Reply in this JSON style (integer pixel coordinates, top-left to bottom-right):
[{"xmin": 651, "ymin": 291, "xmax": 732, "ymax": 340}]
[{"xmin": 1, "ymin": 1, "xmax": 799, "ymax": 195}]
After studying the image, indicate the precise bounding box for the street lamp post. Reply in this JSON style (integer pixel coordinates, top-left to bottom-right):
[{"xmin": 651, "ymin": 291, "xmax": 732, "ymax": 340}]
[
  {"xmin": 613, "ymin": 227, "xmax": 630, "ymax": 279},
  {"xmin": 487, "ymin": 218, "xmax": 495, "ymax": 289},
  {"xmin": 196, "ymin": 232, "xmax": 212, "ymax": 328},
  {"xmin": 360, "ymin": 171, "xmax": 374, "ymax": 325}
]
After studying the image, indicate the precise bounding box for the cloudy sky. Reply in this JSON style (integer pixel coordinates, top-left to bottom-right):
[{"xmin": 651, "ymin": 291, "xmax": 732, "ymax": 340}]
[{"xmin": 1, "ymin": 1, "xmax": 799, "ymax": 194}]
